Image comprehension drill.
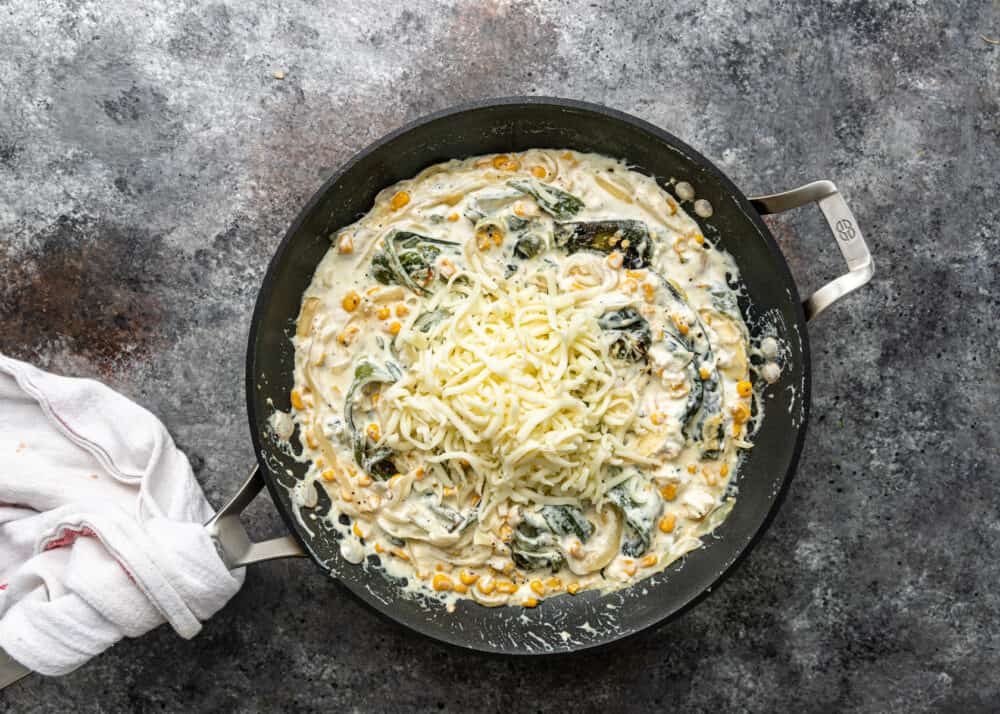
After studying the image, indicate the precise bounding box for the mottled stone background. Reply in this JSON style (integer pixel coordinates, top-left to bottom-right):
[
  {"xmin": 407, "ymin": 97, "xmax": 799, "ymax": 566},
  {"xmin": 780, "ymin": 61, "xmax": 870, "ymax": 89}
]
[{"xmin": 1, "ymin": 0, "xmax": 998, "ymax": 711}]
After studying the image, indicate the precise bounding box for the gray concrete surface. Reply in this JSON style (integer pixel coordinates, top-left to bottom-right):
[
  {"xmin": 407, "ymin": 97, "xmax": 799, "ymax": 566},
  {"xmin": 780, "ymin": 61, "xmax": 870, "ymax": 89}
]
[{"xmin": 1, "ymin": 0, "xmax": 998, "ymax": 711}]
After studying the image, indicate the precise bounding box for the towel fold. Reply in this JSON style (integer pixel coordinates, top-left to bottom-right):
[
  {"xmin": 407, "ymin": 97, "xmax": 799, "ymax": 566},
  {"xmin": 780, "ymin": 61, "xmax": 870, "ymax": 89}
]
[{"xmin": 0, "ymin": 354, "xmax": 244, "ymax": 676}]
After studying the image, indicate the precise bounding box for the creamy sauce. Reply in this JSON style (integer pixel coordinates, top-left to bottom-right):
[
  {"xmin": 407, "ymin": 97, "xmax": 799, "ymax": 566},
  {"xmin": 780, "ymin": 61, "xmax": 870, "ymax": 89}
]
[{"xmin": 282, "ymin": 150, "xmax": 770, "ymax": 609}]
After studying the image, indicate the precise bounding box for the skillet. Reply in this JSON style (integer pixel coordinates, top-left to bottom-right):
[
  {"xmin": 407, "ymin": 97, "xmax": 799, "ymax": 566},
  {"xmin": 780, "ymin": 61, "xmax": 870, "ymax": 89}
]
[{"xmin": 207, "ymin": 96, "xmax": 873, "ymax": 654}]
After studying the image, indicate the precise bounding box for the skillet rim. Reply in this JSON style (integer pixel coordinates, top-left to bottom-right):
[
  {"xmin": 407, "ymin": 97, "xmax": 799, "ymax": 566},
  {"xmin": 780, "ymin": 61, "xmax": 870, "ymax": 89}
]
[{"xmin": 244, "ymin": 95, "xmax": 812, "ymax": 654}]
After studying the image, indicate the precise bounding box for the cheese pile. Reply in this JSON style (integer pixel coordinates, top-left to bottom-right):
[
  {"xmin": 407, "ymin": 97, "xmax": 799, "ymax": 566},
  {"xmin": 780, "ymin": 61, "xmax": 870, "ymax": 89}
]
[{"xmin": 380, "ymin": 270, "xmax": 645, "ymax": 515}]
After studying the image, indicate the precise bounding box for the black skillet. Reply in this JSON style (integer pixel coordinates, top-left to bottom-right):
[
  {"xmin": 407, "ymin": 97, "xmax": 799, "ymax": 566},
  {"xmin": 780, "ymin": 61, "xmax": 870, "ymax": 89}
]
[{"xmin": 206, "ymin": 97, "xmax": 873, "ymax": 655}]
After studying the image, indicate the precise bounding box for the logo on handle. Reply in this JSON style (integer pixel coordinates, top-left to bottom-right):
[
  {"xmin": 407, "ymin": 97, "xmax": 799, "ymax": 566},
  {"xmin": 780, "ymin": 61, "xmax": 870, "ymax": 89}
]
[{"xmin": 835, "ymin": 219, "xmax": 856, "ymax": 242}]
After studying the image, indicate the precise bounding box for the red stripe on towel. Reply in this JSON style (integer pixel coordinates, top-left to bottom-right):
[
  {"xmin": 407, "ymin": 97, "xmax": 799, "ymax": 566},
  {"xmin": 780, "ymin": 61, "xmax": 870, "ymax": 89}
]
[{"xmin": 43, "ymin": 527, "xmax": 97, "ymax": 550}]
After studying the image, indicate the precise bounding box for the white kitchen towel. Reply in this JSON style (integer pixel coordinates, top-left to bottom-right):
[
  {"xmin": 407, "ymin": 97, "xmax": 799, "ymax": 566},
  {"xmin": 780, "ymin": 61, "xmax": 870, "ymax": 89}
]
[{"xmin": 0, "ymin": 354, "xmax": 244, "ymax": 676}]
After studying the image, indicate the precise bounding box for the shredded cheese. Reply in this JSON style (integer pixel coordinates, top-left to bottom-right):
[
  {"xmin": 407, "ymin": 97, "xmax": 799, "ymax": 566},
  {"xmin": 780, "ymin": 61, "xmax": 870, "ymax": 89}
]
[{"xmin": 381, "ymin": 269, "xmax": 640, "ymax": 516}]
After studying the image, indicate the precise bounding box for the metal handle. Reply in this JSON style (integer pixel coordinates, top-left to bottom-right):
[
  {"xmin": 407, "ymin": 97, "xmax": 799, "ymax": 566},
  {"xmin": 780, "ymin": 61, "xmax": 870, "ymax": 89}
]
[
  {"xmin": 750, "ymin": 180, "xmax": 873, "ymax": 321},
  {"xmin": 0, "ymin": 648, "xmax": 30, "ymax": 691},
  {"xmin": 205, "ymin": 465, "xmax": 306, "ymax": 568}
]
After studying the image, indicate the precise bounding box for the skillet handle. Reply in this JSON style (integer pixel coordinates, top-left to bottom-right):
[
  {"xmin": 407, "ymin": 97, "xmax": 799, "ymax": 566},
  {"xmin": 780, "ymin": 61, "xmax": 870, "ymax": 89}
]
[
  {"xmin": 749, "ymin": 180, "xmax": 874, "ymax": 322},
  {"xmin": 205, "ymin": 465, "xmax": 306, "ymax": 568}
]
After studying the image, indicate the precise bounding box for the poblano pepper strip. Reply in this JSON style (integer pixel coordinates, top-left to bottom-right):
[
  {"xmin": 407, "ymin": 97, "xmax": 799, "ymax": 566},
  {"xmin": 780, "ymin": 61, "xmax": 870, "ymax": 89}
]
[
  {"xmin": 554, "ymin": 219, "xmax": 654, "ymax": 269},
  {"xmin": 608, "ymin": 479, "xmax": 663, "ymax": 558},
  {"xmin": 507, "ymin": 178, "xmax": 585, "ymax": 221},
  {"xmin": 372, "ymin": 231, "xmax": 458, "ymax": 296},
  {"xmin": 344, "ymin": 359, "xmax": 399, "ymax": 479},
  {"xmin": 651, "ymin": 272, "xmax": 726, "ymax": 457}
]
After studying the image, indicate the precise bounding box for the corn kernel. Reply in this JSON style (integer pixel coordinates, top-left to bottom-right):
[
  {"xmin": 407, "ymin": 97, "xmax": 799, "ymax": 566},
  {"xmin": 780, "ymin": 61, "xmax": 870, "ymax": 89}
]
[
  {"xmin": 522, "ymin": 597, "xmax": 538, "ymax": 608},
  {"xmin": 546, "ymin": 577, "xmax": 563, "ymax": 591},
  {"xmin": 387, "ymin": 321, "xmax": 401, "ymax": 335},
  {"xmin": 623, "ymin": 560, "xmax": 638, "ymax": 576},
  {"xmin": 414, "ymin": 467, "xmax": 426, "ymax": 481},
  {"xmin": 502, "ymin": 561, "xmax": 515, "ymax": 574},
  {"xmin": 447, "ymin": 212, "xmax": 460, "ymax": 222},
  {"xmin": 374, "ymin": 542, "xmax": 384, "ymax": 553},
  {"xmin": 290, "ymin": 389, "xmax": 304, "ymax": 410},
  {"xmin": 337, "ymin": 234, "xmax": 354, "ymax": 254},
  {"xmin": 476, "ymin": 225, "xmax": 503, "ymax": 251},
  {"xmin": 390, "ymin": 191, "xmax": 410, "ymax": 210},
  {"xmin": 432, "ymin": 573, "xmax": 453, "ymax": 592},
  {"xmin": 491, "ymin": 154, "xmax": 511, "ymax": 169},
  {"xmin": 699, "ymin": 366, "xmax": 711, "ymax": 380},
  {"xmin": 660, "ymin": 483, "xmax": 678, "ymax": 501},
  {"xmin": 737, "ymin": 380, "xmax": 753, "ymax": 398},
  {"xmin": 567, "ymin": 583, "xmax": 581, "ymax": 595},
  {"xmin": 477, "ymin": 576, "xmax": 496, "ymax": 595},
  {"xmin": 395, "ymin": 303, "xmax": 409, "ymax": 317},
  {"xmin": 496, "ymin": 580, "xmax": 517, "ymax": 594},
  {"xmin": 376, "ymin": 306, "xmax": 390, "ymax": 320},
  {"xmin": 625, "ymin": 269, "xmax": 645, "ymax": 279},
  {"xmin": 530, "ymin": 165, "xmax": 547, "ymax": 179},
  {"xmin": 569, "ymin": 541, "xmax": 584, "ymax": 558},
  {"xmin": 442, "ymin": 486, "xmax": 456, "ymax": 497},
  {"xmin": 642, "ymin": 282, "xmax": 656, "ymax": 302},
  {"xmin": 459, "ymin": 569, "xmax": 479, "ymax": 586},
  {"xmin": 352, "ymin": 522, "xmax": 365, "ymax": 538},
  {"xmin": 687, "ymin": 464, "xmax": 698, "ymax": 474},
  {"xmin": 315, "ymin": 458, "xmax": 325, "ymax": 469},
  {"xmin": 720, "ymin": 463, "xmax": 730, "ymax": 477},
  {"xmin": 693, "ymin": 234, "xmax": 705, "ymax": 245},
  {"xmin": 438, "ymin": 257, "xmax": 456, "ymax": 278},
  {"xmin": 529, "ymin": 580, "xmax": 546, "ymax": 596},
  {"xmin": 321, "ymin": 468, "xmax": 336, "ymax": 482},
  {"xmin": 390, "ymin": 548, "xmax": 410, "ymax": 561},
  {"xmin": 453, "ymin": 583, "xmax": 468, "ymax": 594},
  {"xmin": 650, "ymin": 411, "xmax": 665, "ymax": 426},
  {"xmin": 659, "ymin": 514, "xmax": 676, "ymax": 533},
  {"xmin": 341, "ymin": 291, "xmax": 363, "ymax": 313},
  {"xmin": 560, "ymin": 151, "xmax": 574, "ymax": 160},
  {"xmin": 641, "ymin": 554, "xmax": 658, "ymax": 568},
  {"xmin": 357, "ymin": 473, "xmax": 372, "ymax": 487},
  {"xmin": 340, "ymin": 488, "xmax": 353, "ymax": 502},
  {"xmin": 623, "ymin": 279, "xmax": 638, "ymax": 293},
  {"xmin": 666, "ymin": 196, "xmax": 678, "ymax": 215},
  {"xmin": 606, "ymin": 251, "xmax": 624, "ymax": 269},
  {"xmin": 732, "ymin": 403, "xmax": 751, "ymax": 424},
  {"xmin": 499, "ymin": 523, "xmax": 513, "ymax": 541},
  {"xmin": 366, "ymin": 423, "xmax": 380, "ymax": 441}
]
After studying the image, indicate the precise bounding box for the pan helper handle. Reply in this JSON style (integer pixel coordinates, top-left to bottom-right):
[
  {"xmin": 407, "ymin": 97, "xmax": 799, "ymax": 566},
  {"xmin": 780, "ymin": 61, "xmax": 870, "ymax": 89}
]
[
  {"xmin": 205, "ymin": 466, "xmax": 305, "ymax": 568},
  {"xmin": 750, "ymin": 180, "xmax": 873, "ymax": 321}
]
